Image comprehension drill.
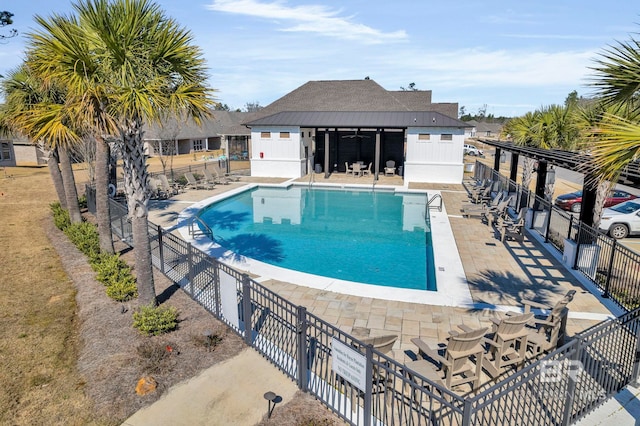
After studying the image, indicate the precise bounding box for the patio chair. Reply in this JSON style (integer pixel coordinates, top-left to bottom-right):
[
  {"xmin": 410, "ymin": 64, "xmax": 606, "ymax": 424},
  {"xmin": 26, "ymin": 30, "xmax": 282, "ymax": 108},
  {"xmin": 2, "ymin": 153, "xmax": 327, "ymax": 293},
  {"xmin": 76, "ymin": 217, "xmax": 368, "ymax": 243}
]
[
  {"xmin": 184, "ymin": 172, "xmax": 214, "ymax": 190},
  {"xmin": 482, "ymin": 195, "xmax": 515, "ymax": 226},
  {"xmin": 498, "ymin": 208, "xmax": 526, "ymax": 242},
  {"xmin": 480, "ymin": 313, "xmax": 533, "ymax": 378},
  {"xmin": 355, "ymin": 334, "xmax": 398, "ymax": 355},
  {"xmin": 345, "ymin": 162, "xmax": 353, "ymax": 176},
  {"xmin": 411, "ymin": 326, "xmax": 488, "ymax": 391},
  {"xmin": 384, "ymin": 160, "xmax": 396, "ymax": 176},
  {"xmin": 362, "ymin": 162, "xmax": 372, "ymax": 177},
  {"xmin": 158, "ymin": 174, "xmax": 180, "ymax": 195},
  {"xmin": 348, "ymin": 334, "xmax": 398, "ymax": 394},
  {"xmin": 511, "ymin": 290, "xmax": 576, "ymax": 356}
]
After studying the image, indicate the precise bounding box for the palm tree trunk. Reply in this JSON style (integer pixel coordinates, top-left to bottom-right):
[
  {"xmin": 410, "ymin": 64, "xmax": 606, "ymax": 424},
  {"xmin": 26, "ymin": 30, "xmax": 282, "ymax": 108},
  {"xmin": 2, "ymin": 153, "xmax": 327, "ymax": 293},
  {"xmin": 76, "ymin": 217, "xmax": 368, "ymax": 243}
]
[
  {"xmin": 522, "ymin": 157, "xmax": 536, "ymax": 190},
  {"xmin": 121, "ymin": 118, "xmax": 156, "ymax": 306},
  {"xmin": 592, "ymin": 181, "xmax": 614, "ymax": 230},
  {"xmin": 47, "ymin": 146, "xmax": 67, "ymax": 209},
  {"xmin": 58, "ymin": 145, "xmax": 82, "ymax": 223},
  {"xmin": 95, "ymin": 136, "xmax": 114, "ymax": 254}
]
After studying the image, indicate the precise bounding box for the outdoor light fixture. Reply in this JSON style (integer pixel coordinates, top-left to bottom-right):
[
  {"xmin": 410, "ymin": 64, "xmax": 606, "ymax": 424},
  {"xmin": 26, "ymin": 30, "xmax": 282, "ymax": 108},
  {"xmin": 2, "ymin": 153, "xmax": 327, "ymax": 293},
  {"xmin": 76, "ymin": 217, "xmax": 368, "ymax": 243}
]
[{"xmin": 263, "ymin": 391, "xmax": 278, "ymax": 418}]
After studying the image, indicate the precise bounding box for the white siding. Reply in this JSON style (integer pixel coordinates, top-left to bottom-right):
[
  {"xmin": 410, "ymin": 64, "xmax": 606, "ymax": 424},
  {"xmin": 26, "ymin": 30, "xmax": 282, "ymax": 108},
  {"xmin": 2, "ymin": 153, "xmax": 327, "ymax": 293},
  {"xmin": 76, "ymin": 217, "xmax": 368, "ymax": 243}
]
[
  {"xmin": 404, "ymin": 127, "xmax": 464, "ymax": 184},
  {"xmin": 250, "ymin": 126, "xmax": 307, "ymax": 178}
]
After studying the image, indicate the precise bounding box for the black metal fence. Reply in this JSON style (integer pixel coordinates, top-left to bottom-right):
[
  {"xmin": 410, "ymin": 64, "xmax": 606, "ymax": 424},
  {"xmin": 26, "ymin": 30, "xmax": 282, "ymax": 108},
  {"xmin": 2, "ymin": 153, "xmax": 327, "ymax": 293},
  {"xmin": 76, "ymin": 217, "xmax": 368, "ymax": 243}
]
[
  {"xmin": 474, "ymin": 162, "xmax": 640, "ymax": 312},
  {"xmin": 85, "ymin": 185, "xmax": 640, "ymax": 425}
]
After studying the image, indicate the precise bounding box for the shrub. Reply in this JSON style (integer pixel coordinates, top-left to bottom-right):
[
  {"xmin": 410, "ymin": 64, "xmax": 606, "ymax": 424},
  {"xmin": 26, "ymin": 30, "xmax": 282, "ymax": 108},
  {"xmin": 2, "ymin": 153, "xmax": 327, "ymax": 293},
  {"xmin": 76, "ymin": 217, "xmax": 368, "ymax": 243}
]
[
  {"xmin": 91, "ymin": 253, "xmax": 131, "ymax": 286},
  {"xmin": 175, "ymin": 175, "xmax": 188, "ymax": 186},
  {"xmin": 105, "ymin": 278, "xmax": 138, "ymax": 301},
  {"xmin": 78, "ymin": 194, "xmax": 88, "ymax": 209},
  {"xmin": 50, "ymin": 202, "xmax": 71, "ymax": 230},
  {"xmin": 133, "ymin": 304, "xmax": 179, "ymax": 336},
  {"xmin": 64, "ymin": 222, "xmax": 100, "ymax": 260}
]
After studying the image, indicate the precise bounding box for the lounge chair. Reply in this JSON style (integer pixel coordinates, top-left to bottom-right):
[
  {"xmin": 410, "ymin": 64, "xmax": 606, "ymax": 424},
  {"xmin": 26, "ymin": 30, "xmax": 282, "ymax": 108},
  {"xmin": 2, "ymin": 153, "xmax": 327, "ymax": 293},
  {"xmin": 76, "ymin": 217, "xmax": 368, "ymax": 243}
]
[
  {"xmin": 468, "ymin": 185, "xmax": 493, "ymax": 204},
  {"xmin": 480, "ymin": 313, "xmax": 533, "ymax": 378},
  {"xmin": 511, "ymin": 290, "xmax": 576, "ymax": 356},
  {"xmin": 203, "ymin": 168, "xmax": 229, "ymax": 185},
  {"xmin": 158, "ymin": 174, "xmax": 180, "ymax": 195},
  {"xmin": 384, "ymin": 160, "xmax": 396, "ymax": 176},
  {"xmin": 411, "ymin": 326, "xmax": 488, "ymax": 390},
  {"xmin": 461, "ymin": 192, "xmax": 503, "ymax": 217},
  {"xmin": 184, "ymin": 172, "xmax": 214, "ymax": 190}
]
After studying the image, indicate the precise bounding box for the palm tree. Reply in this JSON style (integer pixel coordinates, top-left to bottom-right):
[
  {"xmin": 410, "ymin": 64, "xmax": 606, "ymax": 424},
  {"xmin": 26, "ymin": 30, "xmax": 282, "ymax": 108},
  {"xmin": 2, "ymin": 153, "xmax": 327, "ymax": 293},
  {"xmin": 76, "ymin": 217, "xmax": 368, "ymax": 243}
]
[
  {"xmin": 27, "ymin": 0, "xmax": 213, "ymax": 305},
  {"xmin": 0, "ymin": 65, "xmax": 82, "ymax": 222},
  {"xmin": 502, "ymin": 111, "xmax": 540, "ymax": 190},
  {"xmin": 587, "ymin": 28, "xmax": 640, "ymax": 184}
]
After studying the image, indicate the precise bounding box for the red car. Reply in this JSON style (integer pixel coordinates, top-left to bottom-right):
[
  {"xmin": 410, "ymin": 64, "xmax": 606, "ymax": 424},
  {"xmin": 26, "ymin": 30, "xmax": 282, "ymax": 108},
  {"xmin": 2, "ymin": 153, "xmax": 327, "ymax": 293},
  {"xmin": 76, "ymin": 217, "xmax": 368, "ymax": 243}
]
[{"xmin": 554, "ymin": 190, "xmax": 637, "ymax": 213}]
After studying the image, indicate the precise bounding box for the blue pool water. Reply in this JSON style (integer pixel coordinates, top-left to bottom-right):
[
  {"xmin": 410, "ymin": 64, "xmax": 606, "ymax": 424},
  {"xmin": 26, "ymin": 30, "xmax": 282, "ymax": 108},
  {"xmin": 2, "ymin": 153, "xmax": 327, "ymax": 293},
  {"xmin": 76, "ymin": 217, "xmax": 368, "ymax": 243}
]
[{"xmin": 197, "ymin": 186, "xmax": 437, "ymax": 290}]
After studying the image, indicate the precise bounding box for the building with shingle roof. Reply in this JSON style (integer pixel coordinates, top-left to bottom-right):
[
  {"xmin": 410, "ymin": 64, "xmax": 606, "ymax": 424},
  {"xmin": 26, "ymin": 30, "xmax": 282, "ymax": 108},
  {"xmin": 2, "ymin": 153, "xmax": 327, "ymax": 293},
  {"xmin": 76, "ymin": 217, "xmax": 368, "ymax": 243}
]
[
  {"xmin": 143, "ymin": 110, "xmax": 252, "ymax": 160},
  {"xmin": 244, "ymin": 79, "xmax": 470, "ymax": 183}
]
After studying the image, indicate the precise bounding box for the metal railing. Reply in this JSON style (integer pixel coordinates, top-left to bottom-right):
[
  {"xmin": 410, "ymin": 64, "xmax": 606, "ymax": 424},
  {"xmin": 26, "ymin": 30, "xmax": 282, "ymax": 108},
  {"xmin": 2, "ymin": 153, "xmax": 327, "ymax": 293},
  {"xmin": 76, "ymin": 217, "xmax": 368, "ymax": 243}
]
[
  {"xmin": 474, "ymin": 162, "xmax": 640, "ymax": 312},
  {"xmin": 85, "ymin": 184, "xmax": 640, "ymax": 425}
]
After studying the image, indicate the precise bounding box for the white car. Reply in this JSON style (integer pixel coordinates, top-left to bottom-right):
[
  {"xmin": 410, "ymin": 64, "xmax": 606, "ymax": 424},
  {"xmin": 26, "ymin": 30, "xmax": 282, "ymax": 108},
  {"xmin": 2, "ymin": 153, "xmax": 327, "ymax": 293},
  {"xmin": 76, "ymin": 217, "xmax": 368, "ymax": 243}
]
[
  {"xmin": 599, "ymin": 200, "xmax": 640, "ymax": 239},
  {"xmin": 464, "ymin": 144, "xmax": 483, "ymax": 156}
]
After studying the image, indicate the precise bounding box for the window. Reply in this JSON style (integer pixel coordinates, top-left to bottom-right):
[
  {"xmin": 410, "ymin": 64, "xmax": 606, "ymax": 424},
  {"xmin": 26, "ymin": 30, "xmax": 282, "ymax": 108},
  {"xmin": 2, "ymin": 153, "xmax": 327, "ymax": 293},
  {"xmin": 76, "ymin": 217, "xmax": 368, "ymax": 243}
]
[
  {"xmin": 261, "ymin": 132, "xmax": 271, "ymax": 139},
  {"xmin": 193, "ymin": 139, "xmax": 204, "ymax": 151},
  {"xmin": 0, "ymin": 142, "xmax": 11, "ymax": 160},
  {"xmin": 279, "ymin": 132, "xmax": 290, "ymax": 139},
  {"xmin": 301, "ymin": 131, "xmax": 305, "ymax": 138},
  {"xmin": 418, "ymin": 133, "xmax": 431, "ymax": 141},
  {"xmin": 441, "ymin": 134, "xmax": 453, "ymax": 141}
]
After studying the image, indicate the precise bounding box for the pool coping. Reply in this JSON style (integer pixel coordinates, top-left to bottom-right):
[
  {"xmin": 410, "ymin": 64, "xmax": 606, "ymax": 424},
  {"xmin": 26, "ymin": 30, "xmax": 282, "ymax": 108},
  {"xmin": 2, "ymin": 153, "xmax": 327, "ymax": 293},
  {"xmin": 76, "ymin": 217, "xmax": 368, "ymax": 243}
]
[{"xmin": 175, "ymin": 180, "xmax": 474, "ymax": 307}]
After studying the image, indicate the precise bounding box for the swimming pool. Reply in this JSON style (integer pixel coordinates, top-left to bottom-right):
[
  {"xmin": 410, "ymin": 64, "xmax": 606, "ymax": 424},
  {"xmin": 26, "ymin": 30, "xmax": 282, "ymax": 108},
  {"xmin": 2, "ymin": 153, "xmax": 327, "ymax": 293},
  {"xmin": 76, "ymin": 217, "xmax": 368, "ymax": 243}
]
[{"xmin": 196, "ymin": 186, "xmax": 437, "ymax": 290}]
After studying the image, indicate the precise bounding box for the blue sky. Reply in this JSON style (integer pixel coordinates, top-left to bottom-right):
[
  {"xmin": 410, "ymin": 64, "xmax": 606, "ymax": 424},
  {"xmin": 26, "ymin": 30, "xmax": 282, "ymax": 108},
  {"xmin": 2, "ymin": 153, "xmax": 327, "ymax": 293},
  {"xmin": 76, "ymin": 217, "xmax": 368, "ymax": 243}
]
[{"xmin": 1, "ymin": 0, "xmax": 639, "ymax": 117}]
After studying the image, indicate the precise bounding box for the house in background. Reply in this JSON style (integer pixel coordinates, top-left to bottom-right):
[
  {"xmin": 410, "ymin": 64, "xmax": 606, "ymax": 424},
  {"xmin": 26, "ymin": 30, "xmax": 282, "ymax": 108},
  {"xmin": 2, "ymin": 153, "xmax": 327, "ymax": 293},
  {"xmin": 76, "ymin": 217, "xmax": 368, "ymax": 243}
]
[
  {"xmin": 244, "ymin": 79, "xmax": 468, "ymax": 184},
  {"xmin": 0, "ymin": 134, "xmax": 47, "ymax": 167},
  {"xmin": 465, "ymin": 120, "xmax": 503, "ymax": 139},
  {"xmin": 143, "ymin": 110, "xmax": 252, "ymax": 160}
]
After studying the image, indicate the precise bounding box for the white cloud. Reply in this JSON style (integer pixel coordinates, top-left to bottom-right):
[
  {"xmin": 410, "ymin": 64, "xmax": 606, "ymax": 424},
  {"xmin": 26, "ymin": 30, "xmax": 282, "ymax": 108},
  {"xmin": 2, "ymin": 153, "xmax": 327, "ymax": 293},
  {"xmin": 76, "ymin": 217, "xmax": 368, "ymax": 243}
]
[{"xmin": 205, "ymin": 0, "xmax": 407, "ymax": 44}]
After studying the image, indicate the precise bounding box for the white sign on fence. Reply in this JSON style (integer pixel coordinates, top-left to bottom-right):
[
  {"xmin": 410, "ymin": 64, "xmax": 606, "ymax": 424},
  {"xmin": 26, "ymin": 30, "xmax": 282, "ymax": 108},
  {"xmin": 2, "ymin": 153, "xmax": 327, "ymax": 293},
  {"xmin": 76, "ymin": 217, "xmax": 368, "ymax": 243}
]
[
  {"xmin": 331, "ymin": 337, "xmax": 367, "ymax": 392},
  {"xmin": 220, "ymin": 270, "xmax": 240, "ymax": 330}
]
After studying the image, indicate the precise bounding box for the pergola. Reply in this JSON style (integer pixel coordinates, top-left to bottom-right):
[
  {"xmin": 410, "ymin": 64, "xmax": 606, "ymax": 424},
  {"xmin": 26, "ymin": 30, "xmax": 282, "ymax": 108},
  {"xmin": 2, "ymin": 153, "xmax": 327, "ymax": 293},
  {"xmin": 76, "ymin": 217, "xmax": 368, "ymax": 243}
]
[{"xmin": 479, "ymin": 139, "xmax": 640, "ymax": 227}]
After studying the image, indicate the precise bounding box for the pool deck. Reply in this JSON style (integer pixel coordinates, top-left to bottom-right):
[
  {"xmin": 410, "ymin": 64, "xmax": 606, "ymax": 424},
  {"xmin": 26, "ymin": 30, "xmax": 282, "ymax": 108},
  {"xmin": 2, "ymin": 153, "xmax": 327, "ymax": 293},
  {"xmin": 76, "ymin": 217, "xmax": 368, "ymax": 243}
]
[{"xmin": 148, "ymin": 173, "xmax": 622, "ymax": 367}]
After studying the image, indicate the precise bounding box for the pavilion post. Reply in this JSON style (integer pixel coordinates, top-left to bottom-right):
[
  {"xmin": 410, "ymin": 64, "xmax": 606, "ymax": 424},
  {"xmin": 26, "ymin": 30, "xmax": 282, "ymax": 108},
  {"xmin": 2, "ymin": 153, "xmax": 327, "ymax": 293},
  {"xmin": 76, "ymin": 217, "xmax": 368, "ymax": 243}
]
[
  {"xmin": 324, "ymin": 131, "xmax": 330, "ymax": 179},
  {"xmin": 493, "ymin": 147, "xmax": 501, "ymax": 171},
  {"xmin": 509, "ymin": 153, "xmax": 519, "ymax": 182},
  {"xmin": 374, "ymin": 129, "xmax": 381, "ymax": 180}
]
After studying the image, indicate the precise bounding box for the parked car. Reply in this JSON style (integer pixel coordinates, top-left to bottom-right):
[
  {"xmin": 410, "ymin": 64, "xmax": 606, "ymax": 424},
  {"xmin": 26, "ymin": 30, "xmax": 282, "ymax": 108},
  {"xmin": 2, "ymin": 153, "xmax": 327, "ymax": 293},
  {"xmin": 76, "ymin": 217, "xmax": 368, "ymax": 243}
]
[
  {"xmin": 554, "ymin": 190, "xmax": 637, "ymax": 213},
  {"xmin": 599, "ymin": 200, "xmax": 640, "ymax": 239},
  {"xmin": 464, "ymin": 144, "xmax": 483, "ymax": 156}
]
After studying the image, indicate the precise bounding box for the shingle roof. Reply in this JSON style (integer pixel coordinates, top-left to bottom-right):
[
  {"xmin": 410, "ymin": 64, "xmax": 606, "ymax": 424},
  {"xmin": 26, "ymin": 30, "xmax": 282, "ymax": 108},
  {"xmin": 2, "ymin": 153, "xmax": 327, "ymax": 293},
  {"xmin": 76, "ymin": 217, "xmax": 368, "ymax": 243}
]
[
  {"xmin": 245, "ymin": 111, "xmax": 468, "ymax": 128},
  {"xmin": 144, "ymin": 110, "xmax": 252, "ymax": 140},
  {"xmin": 247, "ymin": 79, "xmax": 459, "ymax": 124}
]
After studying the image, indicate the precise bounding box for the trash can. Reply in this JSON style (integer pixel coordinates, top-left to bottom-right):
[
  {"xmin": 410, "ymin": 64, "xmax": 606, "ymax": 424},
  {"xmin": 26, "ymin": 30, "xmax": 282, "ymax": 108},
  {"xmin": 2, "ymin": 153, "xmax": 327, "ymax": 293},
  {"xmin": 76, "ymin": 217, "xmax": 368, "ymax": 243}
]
[
  {"xmin": 314, "ymin": 164, "xmax": 322, "ymax": 173},
  {"xmin": 398, "ymin": 166, "xmax": 403, "ymax": 176}
]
